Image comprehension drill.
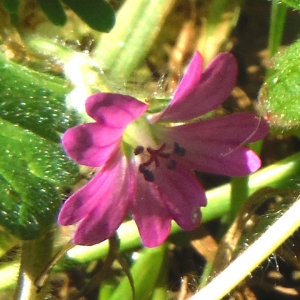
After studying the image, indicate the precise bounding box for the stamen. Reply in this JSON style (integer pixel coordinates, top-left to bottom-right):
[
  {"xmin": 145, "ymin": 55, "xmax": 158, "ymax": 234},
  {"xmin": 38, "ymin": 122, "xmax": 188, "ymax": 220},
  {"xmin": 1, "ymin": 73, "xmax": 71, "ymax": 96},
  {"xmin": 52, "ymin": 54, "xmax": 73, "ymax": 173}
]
[
  {"xmin": 139, "ymin": 164, "xmax": 146, "ymax": 173},
  {"xmin": 136, "ymin": 142, "xmax": 186, "ymax": 182},
  {"xmin": 139, "ymin": 164, "xmax": 155, "ymax": 182},
  {"xmin": 143, "ymin": 169, "xmax": 155, "ymax": 182},
  {"xmin": 174, "ymin": 142, "xmax": 186, "ymax": 157},
  {"xmin": 134, "ymin": 146, "xmax": 144, "ymax": 155}
]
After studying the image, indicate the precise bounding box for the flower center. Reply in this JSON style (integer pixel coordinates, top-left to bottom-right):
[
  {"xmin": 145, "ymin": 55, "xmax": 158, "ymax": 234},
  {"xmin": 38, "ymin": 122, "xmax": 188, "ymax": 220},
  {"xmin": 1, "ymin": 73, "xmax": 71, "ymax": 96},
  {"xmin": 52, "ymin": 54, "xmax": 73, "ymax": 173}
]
[
  {"xmin": 134, "ymin": 142, "xmax": 186, "ymax": 182},
  {"xmin": 122, "ymin": 116, "xmax": 158, "ymax": 154},
  {"xmin": 122, "ymin": 115, "xmax": 187, "ymax": 182}
]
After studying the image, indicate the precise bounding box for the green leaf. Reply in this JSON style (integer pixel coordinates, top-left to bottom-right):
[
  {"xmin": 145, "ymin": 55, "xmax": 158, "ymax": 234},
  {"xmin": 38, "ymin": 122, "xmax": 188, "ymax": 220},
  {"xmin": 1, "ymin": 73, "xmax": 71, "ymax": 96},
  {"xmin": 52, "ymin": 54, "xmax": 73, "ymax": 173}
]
[
  {"xmin": 2, "ymin": 0, "xmax": 19, "ymax": 13},
  {"xmin": 0, "ymin": 119, "xmax": 78, "ymax": 186},
  {"xmin": 0, "ymin": 119, "xmax": 78, "ymax": 240},
  {"xmin": 0, "ymin": 159, "xmax": 60, "ymax": 240},
  {"xmin": 0, "ymin": 54, "xmax": 80, "ymax": 239},
  {"xmin": 280, "ymin": 0, "xmax": 300, "ymax": 10},
  {"xmin": 36, "ymin": 0, "xmax": 67, "ymax": 26},
  {"xmin": 0, "ymin": 53, "xmax": 78, "ymax": 142},
  {"xmin": 61, "ymin": 0, "xmax": 115, "ymax": 32},
  {"xmin": 259, "ymin": 38, "xmax": 300, "ymax": 135}
]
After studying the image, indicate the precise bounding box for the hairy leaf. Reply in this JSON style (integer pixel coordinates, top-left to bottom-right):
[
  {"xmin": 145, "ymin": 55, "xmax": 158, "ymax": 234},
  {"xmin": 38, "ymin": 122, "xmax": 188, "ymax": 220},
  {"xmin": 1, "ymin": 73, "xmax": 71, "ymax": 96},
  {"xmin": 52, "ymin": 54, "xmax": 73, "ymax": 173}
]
[
  {"xmin": 0, "ymin": 54, "xmax": 79, "ymax": 239},
  {"xmin": 259, "ymin": 38, "xmax": 300, "ymax": 135}
]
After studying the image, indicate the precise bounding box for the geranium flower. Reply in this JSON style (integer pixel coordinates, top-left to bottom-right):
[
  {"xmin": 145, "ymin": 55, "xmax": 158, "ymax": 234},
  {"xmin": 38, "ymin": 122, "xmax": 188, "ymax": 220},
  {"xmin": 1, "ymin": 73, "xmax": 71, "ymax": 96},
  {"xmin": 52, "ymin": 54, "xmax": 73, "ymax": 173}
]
[{"xmin": 58, "ymin": 52, "xmax": 269, "ymax": 247}]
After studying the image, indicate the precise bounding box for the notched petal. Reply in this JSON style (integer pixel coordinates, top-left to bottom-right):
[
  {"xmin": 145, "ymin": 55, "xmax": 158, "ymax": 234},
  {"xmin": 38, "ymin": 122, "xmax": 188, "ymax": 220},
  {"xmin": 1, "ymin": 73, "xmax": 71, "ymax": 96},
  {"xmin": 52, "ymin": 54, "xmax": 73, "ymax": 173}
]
[
  {"xmin": 162, "ymin": 52, "xmax": 238, "ymax": 122},
  {"xmin": 169, "ymin": 52, "xmax": 203, "ymax": 108},
  {"xmin": 86, "ymin": 93, "xmax": 147, "ymax": 128}
]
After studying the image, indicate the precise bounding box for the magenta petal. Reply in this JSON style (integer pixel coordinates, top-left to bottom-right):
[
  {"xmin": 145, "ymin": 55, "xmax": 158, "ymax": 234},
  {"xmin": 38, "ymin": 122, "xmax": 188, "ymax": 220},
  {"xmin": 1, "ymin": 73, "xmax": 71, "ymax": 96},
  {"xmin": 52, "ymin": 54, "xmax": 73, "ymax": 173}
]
[
  {"xmin": 155, "ymin": 163, "xmax": 205, "ymax": 230},
  {"xmin": 183, "ymin": 143, "xmax": 262, "ymax": 176},
  {"xmin": 188, "ymin": 146, "xmax": 262, "ymax": 175},
  {"xmin": 162, "ymin": 112, "xmax": 269, "ymax": 146},
  {"xmin": 85, "ymin": 93, "xmax": 147, "ymax": 128},
  {"xmin": 62, "ymin": 123, "xmax": 123, "ymax": 166},
  {"xmin": 168, "ymin": 52, "xmax": 203, "ymax": 109},
  {"xmin": 58, "ymin": 152, "xmax": 134, "ymax": 246},
  {"xmin": 58, "ymin": 172, "xmax": 102, "ymax": 226},
  {"xmin": 132, "ymin": 178, "xmax": 172, "ymax": 247},
  {"xmin": 159, "ymin": 112, "xmax": 268, "ymax": 176},
  {"xmin": 162, "ymin": 53, "xmax": 238, "ymax": 122}
]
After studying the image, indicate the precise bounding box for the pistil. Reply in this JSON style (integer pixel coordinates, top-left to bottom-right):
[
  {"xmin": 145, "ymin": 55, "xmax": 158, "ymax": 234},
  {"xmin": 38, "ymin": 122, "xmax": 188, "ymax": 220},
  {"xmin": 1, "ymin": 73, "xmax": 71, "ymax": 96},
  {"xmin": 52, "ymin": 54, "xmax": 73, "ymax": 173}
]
[{"xmin": 134, "ymin": 142, "xmax": 187, "ymax": 182}]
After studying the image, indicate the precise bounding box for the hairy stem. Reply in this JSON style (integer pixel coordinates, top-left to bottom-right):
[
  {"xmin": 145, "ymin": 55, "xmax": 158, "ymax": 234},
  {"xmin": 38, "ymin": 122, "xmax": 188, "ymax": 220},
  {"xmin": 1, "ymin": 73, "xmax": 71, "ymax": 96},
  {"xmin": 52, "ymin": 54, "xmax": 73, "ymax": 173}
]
[{"xmin": 13, "ymin": 232, "xmax": 54, "ymax": 300}]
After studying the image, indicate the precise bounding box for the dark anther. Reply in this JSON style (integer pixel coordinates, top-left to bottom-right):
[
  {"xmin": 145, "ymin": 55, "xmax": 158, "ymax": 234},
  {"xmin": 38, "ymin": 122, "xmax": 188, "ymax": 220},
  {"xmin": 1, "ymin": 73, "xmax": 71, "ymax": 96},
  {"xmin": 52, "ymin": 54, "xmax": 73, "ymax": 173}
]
[
  {"xmin": 174, "ymin": 142, "xmax": 186, "ymax": 157},
  {"xmin": 134, "ymin": 146, "xmax": 144, "ymax": 155},
  {"xmin": 167, "ymin": 159, "xmax": 177, "ymax": 170},
  {"xmin": 143, "ymin": 169, "xmax": 155, "ymax": 182},
  {"xmin": 139, "ymin": 164, "xmax": 146, "ymax": 173}
]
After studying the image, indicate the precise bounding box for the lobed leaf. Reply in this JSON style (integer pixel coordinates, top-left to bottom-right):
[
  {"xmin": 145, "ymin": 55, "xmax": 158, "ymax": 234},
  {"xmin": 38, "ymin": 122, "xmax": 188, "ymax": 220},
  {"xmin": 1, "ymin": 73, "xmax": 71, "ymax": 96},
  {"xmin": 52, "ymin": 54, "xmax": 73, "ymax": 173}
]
[
  {"xmin": 0, "ymin": 53, "xmax": 80, "ymax": 239},
  {"xmin": 0, "ymin": 53, "xmax": 78, "ymax": 142}
]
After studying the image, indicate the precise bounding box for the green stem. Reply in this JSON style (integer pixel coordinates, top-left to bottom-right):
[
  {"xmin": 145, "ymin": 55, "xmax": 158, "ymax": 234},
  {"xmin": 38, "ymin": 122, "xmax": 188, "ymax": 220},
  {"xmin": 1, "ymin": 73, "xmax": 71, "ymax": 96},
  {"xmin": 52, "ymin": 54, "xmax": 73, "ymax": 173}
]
[
  {"xmin": 92, "ymin": 0, "xmax": 176, "ymax": 79},
  {"xmin": 229, "ymin": 176, "xmax": 249, "ymax": 221},
  {"xmin": 13, "ymin": 232, "xmax": 54, "ymax": 300},
  {"xmin": 266, "ymin": 0, "xmax": 287, "ymax": 79},
  {"xmin": 228, "ymin": 140, "xmax": 263, "ymax": 222},
  {"xmin": 268, "ymin": 0, "xmax": 288, "ymax": 58},
  {"xmin": 110, "ymin": 243, "xmax": 168, "ymax": 300},
  {"xmin": 151, "ymin": 246, "xmax": 168, "ymax": 300},
  {"xmin": 190, "ymin": 196, "xmax": 300, "ymax": 300},
  {"xmin": 199, "ymin": 262, "xmax": 213, "ymax": 288}
]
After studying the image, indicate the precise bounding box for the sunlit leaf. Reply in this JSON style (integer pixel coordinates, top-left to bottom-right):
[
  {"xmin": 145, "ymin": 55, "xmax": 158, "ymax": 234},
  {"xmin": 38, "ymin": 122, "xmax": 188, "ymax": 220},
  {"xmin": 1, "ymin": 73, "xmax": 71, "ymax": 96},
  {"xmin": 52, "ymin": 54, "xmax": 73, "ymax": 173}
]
[
  {"xmin": 0, "ymin": 122, "xmax": 78, "ymax": 240},
  {"xmin": 0, "ymin": 53, "xmax": 78, "ymax": 142},
  {"xmin": 0, "ymin": 53, "xmax": 80, "ymax": 239},
  {"xmin": 259, "ymin": 38, "xmax": 300, "ymax": 135}
]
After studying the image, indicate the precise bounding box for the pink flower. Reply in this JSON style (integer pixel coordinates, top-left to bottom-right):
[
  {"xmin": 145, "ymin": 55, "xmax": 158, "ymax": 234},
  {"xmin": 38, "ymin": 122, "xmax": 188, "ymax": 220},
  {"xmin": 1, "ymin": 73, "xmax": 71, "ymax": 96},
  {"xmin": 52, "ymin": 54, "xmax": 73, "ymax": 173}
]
[{"xmin": 58, "ymin": 52, "xmax": 269, "ymax": 247}]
